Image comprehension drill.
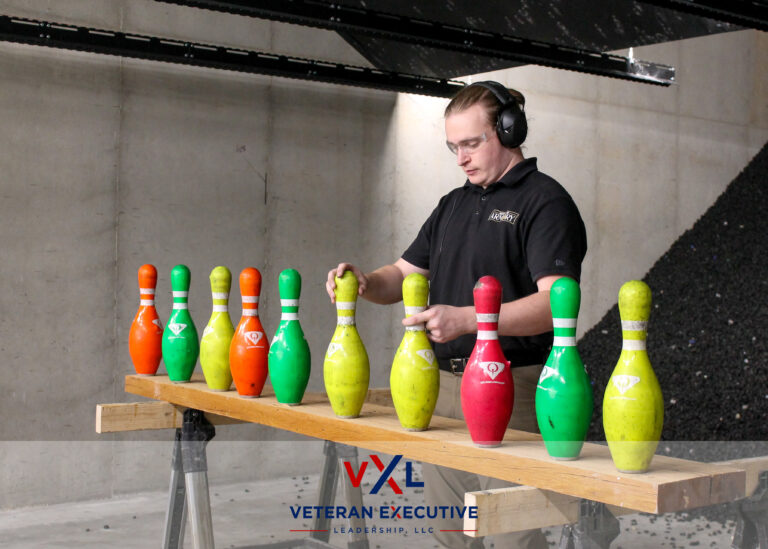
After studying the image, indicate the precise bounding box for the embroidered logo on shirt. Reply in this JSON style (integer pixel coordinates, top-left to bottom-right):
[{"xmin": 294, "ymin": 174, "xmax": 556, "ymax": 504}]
[{"xmin": 488, "ymin": 209, "xmax": 520, "ymax": 225}]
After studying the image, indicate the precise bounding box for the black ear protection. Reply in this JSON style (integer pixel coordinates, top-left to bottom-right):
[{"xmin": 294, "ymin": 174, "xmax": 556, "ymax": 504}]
[{"xmin": 470, "ymin": 81, "xmax": 527, "ymax": 149}]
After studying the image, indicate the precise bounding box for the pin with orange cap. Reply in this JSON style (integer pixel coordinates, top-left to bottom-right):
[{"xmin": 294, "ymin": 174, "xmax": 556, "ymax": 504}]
[
  {"xmin": 229, "ymin": 268, "xmax": 269, "ymax": 398},
  {"xmin": 129, "ymin": 264, "xmax": 163, "ymax": 376}
]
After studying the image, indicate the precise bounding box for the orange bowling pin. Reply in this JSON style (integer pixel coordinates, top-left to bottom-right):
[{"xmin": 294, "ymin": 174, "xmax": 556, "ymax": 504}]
[
  {"xmin": 129, "ymin": 264, "xmax": 164, "ymax": 375},
  {"xmin": 229, "ymin": 268, "xmax": 269, "ymax": 397}
]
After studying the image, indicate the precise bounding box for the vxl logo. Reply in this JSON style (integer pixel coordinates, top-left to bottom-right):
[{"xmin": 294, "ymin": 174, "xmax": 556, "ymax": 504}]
[{"xmin": 343, "ymin": 455, "xmax": 423, "ymax": 494}]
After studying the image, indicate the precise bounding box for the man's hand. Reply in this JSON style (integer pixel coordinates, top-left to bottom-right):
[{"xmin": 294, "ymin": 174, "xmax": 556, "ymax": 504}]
[
  {"xmin": 326, "ymin": 263, "xmax": 367, "ymax": 303},
  {"xmin": 402, "ymin": 305, "xmax": 476, "ymax": 343}
]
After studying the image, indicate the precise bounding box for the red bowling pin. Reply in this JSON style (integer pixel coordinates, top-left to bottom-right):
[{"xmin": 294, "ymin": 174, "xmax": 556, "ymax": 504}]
[
  {"xmin": 229, "ymin": 268, "xmax": 269, "ymax": 397},
  {"xmin": 461, "ymin": 276, "xmax": 514, "ymax": 447},
  {"xmin": 129, "ymin": 264, "xmax": 163, "ymax": 376}
]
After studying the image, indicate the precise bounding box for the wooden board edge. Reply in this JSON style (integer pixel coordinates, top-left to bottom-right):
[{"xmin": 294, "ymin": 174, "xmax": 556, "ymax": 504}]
[
  {"xmin": 95, "ymin": 401, "xmax": 244, "ymax": 433},
  {"xmin": 464, "ymin": 486, "xmax": 634, "ymax": 536}
]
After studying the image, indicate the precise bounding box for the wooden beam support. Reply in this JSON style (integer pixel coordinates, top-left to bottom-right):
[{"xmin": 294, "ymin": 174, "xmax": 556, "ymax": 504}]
[
  {"xmin": 96, "ymin": 387, "xmax": 392, "ymax": 433},
  {"xmin": 464, "ymin": 456, "xmax": 768, "ymax": 536},
  {"xmin": 464, "ymin": 486, "xmax": 631, "ymax": 537},
  {"xmin": 95, "ymin": 401, "xmax": 243, "ymax": 433}
]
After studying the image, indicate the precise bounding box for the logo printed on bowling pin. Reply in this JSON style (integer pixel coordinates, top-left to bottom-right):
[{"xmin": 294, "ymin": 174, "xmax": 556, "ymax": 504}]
[
  {"xmin": 168, "ymin": 323, "xmax": 186, "ymax": 336},
  {"xmin": 479, "ymin": 361, "xmax": 505, "ymax": 380},
  {"xmin": 416, "ymin": 349, "xmax": 435, "ymax": 366},
  {"xmin": 539, "ymin": 365, "xmax": 556, "ymax": 382},
  {"xmin": 612, "ymin": 375, "xmax": 641, "ymax": 395},
  {"xmin": 326, "ymin": 342, "xmax": 343, "ymax": 357},
  {"xmin": 244, "ymin": 331, "xmax": 265, "ymax": 347},
  {"xmin": 152, "ymin": 318, "xmax": 163, "ymax": 329}
]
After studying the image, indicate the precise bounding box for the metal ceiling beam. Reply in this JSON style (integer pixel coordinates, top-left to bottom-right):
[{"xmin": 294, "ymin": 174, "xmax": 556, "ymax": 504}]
[
  {"xmin": 156, "ymin": 0, "xmax": 676, "ymax": 86},
  {"xmin": 0, "ymin": 15, "xmax": 464, "ymax": 97},
  {"xmin": 638, "ymin": 0, "xmax": 767, "ymax": 32}
]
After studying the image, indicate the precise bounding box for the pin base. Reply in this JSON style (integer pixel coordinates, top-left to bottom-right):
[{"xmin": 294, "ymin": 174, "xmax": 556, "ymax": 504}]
[
  {"xmin": 286, "ymin": 402, "xmax": 301, "ymax": 407},
  {"xmin": 336, "ymin": 414, "xmax": 359, "ymax": 419},
  {"xmin": 238, "ymin": 394, "xmax": 258, "ymax": 399},
  {"xmin": 404, "ymin": 427, "xmax": 427, "ymax": 432},
  {"xmin": 553, "ymin": 456, "xmax": 580, "ymax": 461},
  {"xmin": 475, "ymin": 443, "xmax": 501, "ymax": 448},
  {"xmin": 616, "ymin": 468, "xmax": 648, "ymax": 474}
]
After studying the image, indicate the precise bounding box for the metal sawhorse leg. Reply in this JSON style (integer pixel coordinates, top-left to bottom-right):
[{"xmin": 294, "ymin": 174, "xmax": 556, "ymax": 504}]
[
  {"xmin": 310, "ymin": 441, "xmax": 369, "ymax": 549},
  {"xmin": 732, "ymin": 471, "xmax": 768, "ymax": 549},
  {"xmin": 161, "ymin": 422, "xmax": 367, "ymax": 549},
  {"xmin": 559, "ymin": 500, "xmax": 620, "ymax": 549},
  {"xmin": 163, "ymin": 409, "xmax": 216, "ymax": 549}
]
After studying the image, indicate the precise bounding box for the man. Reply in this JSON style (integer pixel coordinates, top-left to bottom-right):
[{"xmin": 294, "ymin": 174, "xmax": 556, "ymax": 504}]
[{"xmin": 326, "ymin": 81, "xmax": 587, "ymax": 548}]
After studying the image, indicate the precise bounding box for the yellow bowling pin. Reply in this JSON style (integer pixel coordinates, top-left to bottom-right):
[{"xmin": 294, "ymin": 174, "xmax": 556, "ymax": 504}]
[
  {"xmin": 603, "ymin": 280, "xmax": 664, "ymax": 473},
  {"xmin": 323, "ymin": 271, "xmax": 370, "ymax": 418},
  {"xmin": 390, "ymin": 273, "xmax": 439, "ymax": 431},
  {"xmin": 200, "ymin": 266, "xmax": 235, "ymax": 391}
]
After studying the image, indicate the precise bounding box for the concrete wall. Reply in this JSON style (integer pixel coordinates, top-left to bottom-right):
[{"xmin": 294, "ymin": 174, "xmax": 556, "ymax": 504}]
[{"xmin": 0, "ymin": 0, "xmax": 765, "ymax": 508}]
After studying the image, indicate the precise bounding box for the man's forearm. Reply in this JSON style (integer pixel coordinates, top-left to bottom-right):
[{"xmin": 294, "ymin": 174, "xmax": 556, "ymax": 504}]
[
  {"xmin": 498, "ymin": 291, "xmax": 553, "ymax": 337},
  {"xmin": 363, "ymin": 264, "xmax": 405, "ymax": 305}
]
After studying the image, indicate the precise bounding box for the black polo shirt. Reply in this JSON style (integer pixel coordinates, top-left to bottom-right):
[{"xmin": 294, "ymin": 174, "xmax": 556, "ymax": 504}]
[{"xmin": 401, "ymin": 157, "xmax": 587, "ymax": 367}]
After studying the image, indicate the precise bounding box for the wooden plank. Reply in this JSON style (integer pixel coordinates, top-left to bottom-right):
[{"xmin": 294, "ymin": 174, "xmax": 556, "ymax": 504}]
[
  {"xmin": 95, "ymin": 401, "xmax": 243, "ymax": 433},
  {"xmin": 464, "ymin": 486, "xmax": 632, "ymax": 537},
  {"xmin": 464, "ymin": 456, "xmax": 768, "ymax": 536},
  {"xmin": 97, "ymin": 387, "xmax": 392, "ymax": 433},
  {"xmin": 124, "ymin": 374, "xmax": 745, "ymax": 514},
  {"xmin": 719, "ymin": 456, "xmax": 768, "ymax": 497}
]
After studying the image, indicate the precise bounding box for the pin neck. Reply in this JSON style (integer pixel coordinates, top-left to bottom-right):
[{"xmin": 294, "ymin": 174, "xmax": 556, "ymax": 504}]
[
  {"xmin": 552, "ymin": 317, "xmax": 577, "ymax": 346},
  {"xmin": 475, "ymin": 312, "xmax": 499, "ymax": 340}
]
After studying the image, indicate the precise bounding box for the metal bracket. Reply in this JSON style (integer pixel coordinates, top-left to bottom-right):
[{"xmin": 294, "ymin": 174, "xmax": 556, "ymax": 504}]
[
  {"xmin": 732, "ymin": 470, "xmax": 768, "ymax": 549},
  {"xmin": 559, "ymin": 500, "xmax": 620, "ymax": 549},
  {"xmin": 181, "ymin": 409, "xmax": 216, "ymax": 473}
]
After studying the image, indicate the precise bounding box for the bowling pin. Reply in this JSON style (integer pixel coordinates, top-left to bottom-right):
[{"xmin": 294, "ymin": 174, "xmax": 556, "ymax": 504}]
[
  {"xmin": 323, "ymin": 271, "xmax": 370, "ymax": 418},
  {"xmin": 200, "ymin": 266, "xmax": 235, "ymax": 391},
  {"xmin": 390, "ymin": 273, "xmax": 439, "ymax": 431},
  {"xmin": 129, "ymin": 264, "xmax": 164, "ymax": 376},
  {"xmin": 162, "ymin": 265, "xmax": 199, "ymax": 383},
  {"xmin": 535, "ymin": 277, "xmax": 594, "ymax": 460},
  {"xmin": 268, "ymin": 269, "xmax": 311, "ymax": 405},
  {"xmin": 603, "ymin": 280, "xmax": 663, "ymax": 473},
  {"xmin": 229, "ymin": 268, "xmax": 269, "ymax": 398},
  {"xmin": 461, "ymin": 276, "xmax": 514, "ymax": 447}
]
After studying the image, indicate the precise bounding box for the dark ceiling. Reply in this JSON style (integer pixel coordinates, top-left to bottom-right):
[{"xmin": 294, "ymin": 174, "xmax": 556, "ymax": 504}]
[{"xmin": 333, "ymin": 0, "xmax": 742, "ymax": 78}]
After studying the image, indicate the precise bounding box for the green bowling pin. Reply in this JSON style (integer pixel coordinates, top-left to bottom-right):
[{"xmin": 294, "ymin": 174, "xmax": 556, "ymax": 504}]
[
  {"xmin": 323, "ymin": 271, "xmax": 370, "ymax": 418},
  {"xmin": 162, "ymin": 265, "xmax": 199, "ymax": 382},
  {"xmin": 535, "ymin": 277, "xmax": 593, "ymax": 459},
  {"xmin": 199, "ymin": 266, "xmax": 235, "ymax": 391},
  {"xmin": 604, "ymin": 280, "xmax": 663, "ymax": 473},
  {"xmin": 390, "ymin": 273, "xmax": 439, "ymax": 431},
  {"xmin": 268, "ymin": 269, "xmax": 311, "ymax": 405}
]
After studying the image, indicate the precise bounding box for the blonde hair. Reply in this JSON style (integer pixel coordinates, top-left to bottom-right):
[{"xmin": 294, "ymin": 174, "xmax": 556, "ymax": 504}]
[{"xmin": 444, "ymin": 84, "xmax": 525, "ymax": 126}]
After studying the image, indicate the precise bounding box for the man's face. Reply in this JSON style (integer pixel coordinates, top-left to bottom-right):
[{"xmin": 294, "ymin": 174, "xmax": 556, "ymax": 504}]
[{"xmin": 445, "ymin": 103, "xmax": 511, "ymax": 188}]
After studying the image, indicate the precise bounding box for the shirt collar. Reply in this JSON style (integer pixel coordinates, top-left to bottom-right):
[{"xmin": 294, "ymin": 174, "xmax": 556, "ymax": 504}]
[{"xmin": 463, "ymin": 157, "xmax": 538, "ymax": 192}]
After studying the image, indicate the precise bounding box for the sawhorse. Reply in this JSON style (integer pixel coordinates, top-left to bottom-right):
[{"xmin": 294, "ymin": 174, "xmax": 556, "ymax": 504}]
[{"xmin": 163, "ymin": 408, "xmax": 370, "ymax": 549}]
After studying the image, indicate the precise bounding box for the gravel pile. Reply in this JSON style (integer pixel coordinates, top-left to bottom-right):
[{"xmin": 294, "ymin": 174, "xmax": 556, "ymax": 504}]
[{"xmin": 580, "ymin": 142, "xmax": 768, "ymax": 461}]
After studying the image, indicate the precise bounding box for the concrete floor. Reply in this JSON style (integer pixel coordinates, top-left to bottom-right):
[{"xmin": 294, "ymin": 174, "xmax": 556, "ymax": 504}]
[{"xmin": 0, "ymin": 467, "xmax": 740, "ymax": 549}]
